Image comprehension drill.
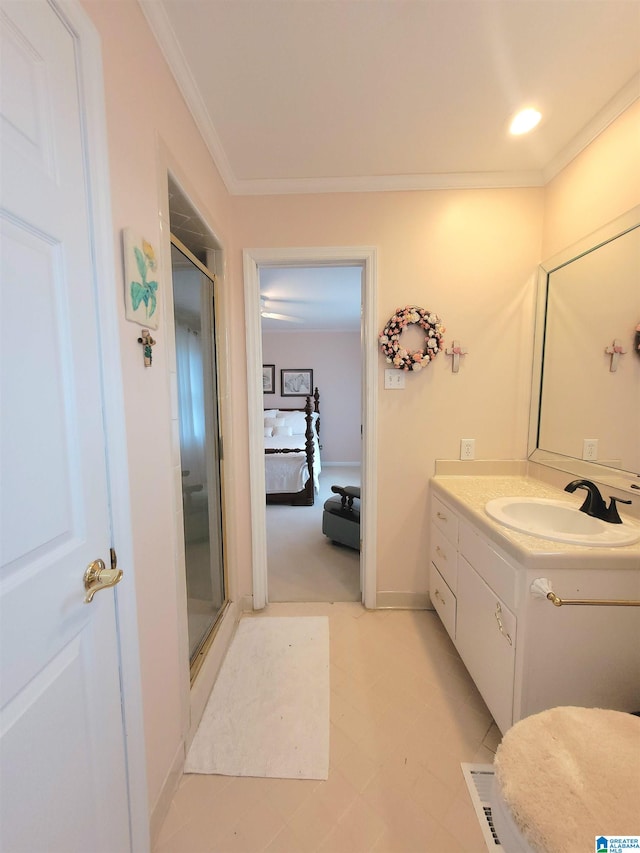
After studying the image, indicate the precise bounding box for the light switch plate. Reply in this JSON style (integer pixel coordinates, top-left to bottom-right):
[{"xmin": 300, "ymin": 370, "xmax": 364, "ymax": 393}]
[{"xmin": 384, "ymin": 369, "xmax": 405, "ymax": 389}]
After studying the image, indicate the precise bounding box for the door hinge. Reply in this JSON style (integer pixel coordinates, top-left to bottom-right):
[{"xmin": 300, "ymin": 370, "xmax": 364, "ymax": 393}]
[
  {"xmin": 110, "ymin": 547, "xmax": 117, "ymax": 571},
  {"xmin": 219, "ymin": 435, "xmax": 224, "ymax": 460}
]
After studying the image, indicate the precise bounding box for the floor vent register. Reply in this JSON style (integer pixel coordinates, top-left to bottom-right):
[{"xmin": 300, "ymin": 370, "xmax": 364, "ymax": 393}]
[{"xmin": 461, "ymin": 763, "xmax": 502, "ymax": 850}]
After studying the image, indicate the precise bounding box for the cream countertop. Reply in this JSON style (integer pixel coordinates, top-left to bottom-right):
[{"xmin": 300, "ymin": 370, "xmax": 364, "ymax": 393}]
[{"xmin": 431, "ymin": 475, "xmax": 640, "ymax": 570}]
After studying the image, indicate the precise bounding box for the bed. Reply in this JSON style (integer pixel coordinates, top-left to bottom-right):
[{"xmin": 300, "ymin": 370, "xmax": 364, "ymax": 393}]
[{"xmin": 264, "ymin": 388, "xmax": 321, "ymax": 506}]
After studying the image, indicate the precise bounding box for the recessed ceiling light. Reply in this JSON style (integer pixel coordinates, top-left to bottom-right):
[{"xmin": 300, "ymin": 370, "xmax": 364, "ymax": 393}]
[{"xmin": 510, "ymin": 108, "xmax": 542, "ymax": 135}]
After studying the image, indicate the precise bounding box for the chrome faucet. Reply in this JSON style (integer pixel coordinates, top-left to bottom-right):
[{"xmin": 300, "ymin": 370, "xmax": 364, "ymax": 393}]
[{"xmin": 564, "ymin": 479, "xmax": 632, "ymax": 524}]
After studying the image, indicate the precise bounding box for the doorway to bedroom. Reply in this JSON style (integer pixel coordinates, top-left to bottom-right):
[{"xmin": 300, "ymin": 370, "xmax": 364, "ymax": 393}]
[
  {"xmin": 244, "ymin": 246, "xmax": 377, "ymax": 610},
  {"xmin": 260, "ymin": 265, "xmax": 362, "ymax": 602}
]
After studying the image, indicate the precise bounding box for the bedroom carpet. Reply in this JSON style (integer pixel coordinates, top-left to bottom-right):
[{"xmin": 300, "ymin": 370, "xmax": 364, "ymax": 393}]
[
  {"xmin": 267, "ymin": 465, "xmax": 361, "ymax": 602},
  {"xmin": 184, "ymin": 616, "xmax": 330, "ymax": 780}
]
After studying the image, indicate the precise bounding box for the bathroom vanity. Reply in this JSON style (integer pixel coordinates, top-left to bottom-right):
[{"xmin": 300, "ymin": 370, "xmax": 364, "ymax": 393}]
[{"xmin": 429, "ymin": 475, "xmax": 640, "ymax": 733}]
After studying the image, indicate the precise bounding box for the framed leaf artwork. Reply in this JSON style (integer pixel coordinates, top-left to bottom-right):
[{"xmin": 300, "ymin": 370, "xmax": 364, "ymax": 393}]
[
  {"xmin": 262, "ymin": 364, "xmax": 275, "ymax": 394},
  {"xmin": 281, "ymin": 369, "xmax": 313, "ymax": 396},
  {"xmin": 123, "ymin": 228, "xmax": 160, "ymax": 329}
]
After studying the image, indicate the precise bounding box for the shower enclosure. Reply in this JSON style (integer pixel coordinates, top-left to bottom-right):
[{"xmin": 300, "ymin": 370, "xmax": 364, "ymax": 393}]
[{"xmin": 171, "ymin": 240, "xmax": 226, "ymax": 670}]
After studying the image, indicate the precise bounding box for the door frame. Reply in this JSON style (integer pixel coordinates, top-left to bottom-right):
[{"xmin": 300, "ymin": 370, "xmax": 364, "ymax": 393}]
[
  {"xmin": 60, "ymin": 0, "xmax": 149, "ymax": 848},
  {"xmin": 156, "ymin": 155, "xmax": 239, "ymax": 758},
  {"xmin": 243, "ymin": 246, "xmax": 378, "ymax": 609}
]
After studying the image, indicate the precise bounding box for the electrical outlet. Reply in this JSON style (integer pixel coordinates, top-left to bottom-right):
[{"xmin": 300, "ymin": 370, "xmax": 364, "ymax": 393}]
[
  {"xmin": 582, "ymin": 439, "xmax": 598, "ymax": 461},
  {"xmin": 384, "ymin": 369, "xmax": 405, "ymax": 390},
  {"xmin": 460, "ymin": 438, "xmax": 475, "ymax": 460}
]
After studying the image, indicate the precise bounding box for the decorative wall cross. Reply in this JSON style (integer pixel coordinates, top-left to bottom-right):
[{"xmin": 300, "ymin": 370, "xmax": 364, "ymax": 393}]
[
  {"xmin": 445, "ymin": 340, "xmax": 468, "ymax": 373},
  {"xmin": 137, "ymin": 328, "xmax": 156, "ymax": 367},
  {"xmin": 605, "ymin": 339, "xmax": 626, "ymax": 372}
]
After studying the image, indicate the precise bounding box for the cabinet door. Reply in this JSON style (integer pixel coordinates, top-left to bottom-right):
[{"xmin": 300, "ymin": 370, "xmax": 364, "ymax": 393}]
[{"xmin": 456, "ymin": 556, "xmax": 516, "ymax": 733}]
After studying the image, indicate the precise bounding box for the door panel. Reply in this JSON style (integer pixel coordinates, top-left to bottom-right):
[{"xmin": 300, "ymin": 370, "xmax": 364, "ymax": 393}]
[
  {"xmin": 0, "ymin": 2, "xmax": 130, "ymax": 850},
  {"xmin": 0, "ymin": 4, "xmax": 56, "ymax": 178},
  {"xmin": 1, "ymin": 222, "xmax": 74, "ymax": 568}
]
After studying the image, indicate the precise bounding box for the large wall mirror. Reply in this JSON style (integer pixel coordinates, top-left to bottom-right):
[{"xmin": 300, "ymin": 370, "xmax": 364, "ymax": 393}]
[{"xmin": 529, "ymin": 206, "xmax": 640, "ymax": 492}]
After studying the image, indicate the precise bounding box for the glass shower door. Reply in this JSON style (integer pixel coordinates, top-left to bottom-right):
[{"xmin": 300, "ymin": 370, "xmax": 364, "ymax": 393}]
[{"xmin": 171, "ymin": 242, "xmax": 225, "ymax": 666}]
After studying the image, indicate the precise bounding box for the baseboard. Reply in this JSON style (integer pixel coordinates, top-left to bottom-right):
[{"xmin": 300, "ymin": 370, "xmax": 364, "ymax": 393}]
[
  {"xmin": 149, "ymin": 739, "xmax": 184, "ymax": 849},
  {"xmin": 376, "ymin": 591, "xmax": 434, "ymax": 610},
  {"xmin": 240, "ymin": 594, "xmax": 255, "ymax": 611},
  {"xmin": 321, "ymin": 461, "xmax": 361, "ymax": 468},
  {"xmin": 150, "ymin": 600, "xmax": 243, "ymax": 847}
]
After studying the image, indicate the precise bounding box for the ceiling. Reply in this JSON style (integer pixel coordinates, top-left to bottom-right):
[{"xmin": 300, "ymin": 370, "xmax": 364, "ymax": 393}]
[
  {"xmin": 156, "ymin": 1, "xmax": 639, "ymax": 329},
  {"xmin": 260, "ymin": 265, "xmax": 362, "ymax": 331},
  {"xmin": 168, "ymin": 175, "xmax": 363, "ymax": 329},
  {"xmin": 143, "ymin": 0, "xmax": 639, "ymax": 196}
]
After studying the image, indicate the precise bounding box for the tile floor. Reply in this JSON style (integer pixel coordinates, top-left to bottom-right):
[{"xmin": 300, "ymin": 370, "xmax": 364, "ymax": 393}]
[{"xmin": 155, "ymin": 602, "xmax": 501, "ymax": 853}]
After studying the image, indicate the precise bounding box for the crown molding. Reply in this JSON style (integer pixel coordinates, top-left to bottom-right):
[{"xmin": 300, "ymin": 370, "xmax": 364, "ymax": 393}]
[
  {"xmin": 140, "ymin": 2, "xmax": 639, "ymax": 197},
  {"xmin": 230, "ymin": 170, "xmax": 545, "ymax": 195},
  {"xmin": 138, "ymin": 0, "xmax": 239, "ymax": 194},
  {"xmin": 542, "ymin": 73, "xmax": 640, "ymax": 184}
]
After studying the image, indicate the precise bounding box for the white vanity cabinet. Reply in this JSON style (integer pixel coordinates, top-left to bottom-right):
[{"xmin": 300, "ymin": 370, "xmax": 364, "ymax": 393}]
[
  {"xmin": 428, "ymin": 495, "xmax": 458, "ymax": 640},
  {"xmin": 455, "ymin": 553, "xmax": 517, "ymax": 734},
  {"xmin": 429, "ymin": 482, "xmax": 640, "ymax": 733},
  {"xmin": 430, "ymin": 497, "xmax": 518, "ymax": 732}
]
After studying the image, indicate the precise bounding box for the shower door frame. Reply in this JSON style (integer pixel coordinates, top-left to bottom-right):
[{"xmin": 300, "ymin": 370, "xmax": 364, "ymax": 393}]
[{"xmin": 170, "ymin": 235, "xmax": 228, "ymax": 681}]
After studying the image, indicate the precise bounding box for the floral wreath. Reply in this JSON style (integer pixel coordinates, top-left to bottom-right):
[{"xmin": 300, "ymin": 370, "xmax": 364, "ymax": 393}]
[{"xmin": 379, "ymin": 305, "xmax": 445, "ymax": 371}]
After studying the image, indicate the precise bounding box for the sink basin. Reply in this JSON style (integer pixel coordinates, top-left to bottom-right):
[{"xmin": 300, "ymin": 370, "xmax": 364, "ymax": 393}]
[{"xmin": 485, "ymin": 497, "xmax": 640, "ymax": 547}]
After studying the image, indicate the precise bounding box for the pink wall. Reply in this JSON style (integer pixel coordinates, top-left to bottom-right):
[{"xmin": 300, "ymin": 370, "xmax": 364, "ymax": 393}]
[
  {"xmin": 542, "ymin": 101, "xmax": 640, "ymax": 258},
  {"xmin": 262, "ymin": 331, "xmax": 361, "ymax": 463},
  {"xmin": 81, "ymin": 0, "xmax": 247, "ymax": 819},
  {"xmin": 232, "ymin": 189, "xmax": 544, "ymax": 595},
  {"xmin": 80, "ymin": 0, "xmax": 639, "ymax": 829}
]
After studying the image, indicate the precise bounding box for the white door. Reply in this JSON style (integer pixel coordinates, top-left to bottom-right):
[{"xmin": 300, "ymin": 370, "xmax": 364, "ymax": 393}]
[{"xmin": 1, "ymin": 2, "xmax": 132, "ymax": 850}]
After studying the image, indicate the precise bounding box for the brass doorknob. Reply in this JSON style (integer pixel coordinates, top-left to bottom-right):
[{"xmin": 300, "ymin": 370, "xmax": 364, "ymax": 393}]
[{"xmin": 83, "ymin": 557, "xmax": 123, "ymax": 603}]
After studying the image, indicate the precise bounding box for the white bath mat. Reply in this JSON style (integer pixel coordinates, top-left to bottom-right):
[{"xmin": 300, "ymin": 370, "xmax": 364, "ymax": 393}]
[
  {"xmin": 461, "ymin": 763, "xmax": 502, "ymax": 850},
  {"xmin": 185, "ymin": 616, "xmax": 330, "ymax": 780}
]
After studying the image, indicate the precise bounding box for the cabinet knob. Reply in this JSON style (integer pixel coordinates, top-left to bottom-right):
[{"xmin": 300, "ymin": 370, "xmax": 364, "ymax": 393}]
[
  {"xmin": 434, "ymin": 588, "xmax": 446, "ymax": 605},
  {"xmin": 435, "ymin": 546, "xmax": 447, "ymax": 560},
  {"xmin": 437, "ymin": 512, "xmax": 447, "ymax": 521}
]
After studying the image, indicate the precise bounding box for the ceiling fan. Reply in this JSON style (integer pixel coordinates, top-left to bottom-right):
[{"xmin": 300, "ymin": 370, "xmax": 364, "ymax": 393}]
[{"xmin": 260, "ymin": 295, "xmax": 303, "ymax": 323}]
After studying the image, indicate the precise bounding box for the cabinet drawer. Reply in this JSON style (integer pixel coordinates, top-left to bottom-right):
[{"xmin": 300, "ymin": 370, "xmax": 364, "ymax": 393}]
[
  {"xmin": 429, "ymin": 563, "xmax": 456, "ymax": 640},
  {"xmin": 458, "ymin": 520, "xmax": 516, "ymax": 610},
  {"xmin": 431, "ymin": 495, "xmax": 459, "ymax": 545},
  {"xmin": 430, "ymin": 524, "xmax": 457, "ymax": 591}
]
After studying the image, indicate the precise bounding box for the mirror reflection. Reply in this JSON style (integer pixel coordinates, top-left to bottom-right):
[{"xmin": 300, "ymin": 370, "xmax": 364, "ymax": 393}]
[{"xmin": 534, "ymin": 218, "xmax": 640, "ymax": 478}]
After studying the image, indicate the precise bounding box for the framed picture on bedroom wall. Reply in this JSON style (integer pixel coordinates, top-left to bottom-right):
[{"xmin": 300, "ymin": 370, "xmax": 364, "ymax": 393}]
[
  {"xmin": 262, "ymin": 364, "xmax": 275, "ymax": 394},
  {"xmin": 281, "ymin": 369, "xmax": 313, "ymax": 397}
]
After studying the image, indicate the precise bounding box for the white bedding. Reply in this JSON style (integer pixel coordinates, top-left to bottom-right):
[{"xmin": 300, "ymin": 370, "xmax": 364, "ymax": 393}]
[{"xmin": 264, "ymin": 431, "xmax": 321, "ymax": 494}]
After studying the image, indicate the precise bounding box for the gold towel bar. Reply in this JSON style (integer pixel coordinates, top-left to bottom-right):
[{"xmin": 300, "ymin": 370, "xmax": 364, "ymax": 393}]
[
  {"xmin": 531, "ymin": 577, "xmax": 640, "ymax": 607},
  {"xmin": 545, "ymin": 591, "xmax": 640, "ymax": 607}
]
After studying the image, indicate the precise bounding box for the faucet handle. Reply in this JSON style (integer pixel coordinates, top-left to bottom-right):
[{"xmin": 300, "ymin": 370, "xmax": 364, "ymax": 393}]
[{"xmin": 605, "ymin": 496, "xmax": 632, "ymax": 524}]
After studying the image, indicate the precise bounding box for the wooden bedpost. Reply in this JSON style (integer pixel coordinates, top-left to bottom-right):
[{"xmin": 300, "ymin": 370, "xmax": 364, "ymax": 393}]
[
  {"xmin": 264, "ymin": 389, "xmax": 320, "ymax": 506},
  {"xmin": 313, "ymin": 387, "xmax": 320, "ymax": 436},
  {"xmin": 304, "ymin": 395, "xmax": 314, "ymax": 497}
]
